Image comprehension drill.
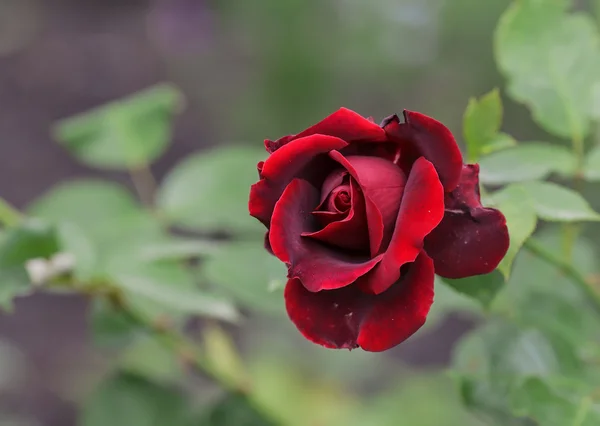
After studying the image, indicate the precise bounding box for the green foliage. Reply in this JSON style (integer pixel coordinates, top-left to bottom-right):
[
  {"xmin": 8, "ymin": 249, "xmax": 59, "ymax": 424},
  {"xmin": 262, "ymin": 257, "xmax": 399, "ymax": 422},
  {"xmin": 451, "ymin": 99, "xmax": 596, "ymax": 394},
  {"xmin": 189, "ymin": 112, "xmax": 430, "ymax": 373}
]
[
  {"xmin": 491, "ymin": 184, "xmax": 538, "ymax": 279},
  {"xmin": 479, "ymin": 142, "xmax": 577, "ymax": 185},
  {"xmin": 0, "ymin": 220, "xmax": 59, "ymax": 310},
  {"xmin": 53, "ymin": 84, "xmax": 183, "ymax": 169},
  {"xmin": 583, "ymin": 146, "xmax": 600, "ymax": 181},
  {"xmin": 463, "ymin": 88, "xmax": 515, "ymax": 161},
  {"xmin": 519, "ymin": 181, "xmax": 600, "ymax": 222},
  {"xmin": 81, "ymin": 373, "xmax": 189, "ymax": 426},
  {"xmin": 441, "ymin": 271, "xmax": 504, "ymax": 309},
  {"xmin": 202, "ymin": 242, "xmax": 286, "ymax": 315},
  {"xmin": 199, "ymin": 393, "xmax": 277, "ymax": 426},
  {"xmin": 495, "ymin": 0, "xmax": 600, "ymax": 140},
  {"xmin": 157, "ymin": 145, "xmax": 266, "ymax": 234}
]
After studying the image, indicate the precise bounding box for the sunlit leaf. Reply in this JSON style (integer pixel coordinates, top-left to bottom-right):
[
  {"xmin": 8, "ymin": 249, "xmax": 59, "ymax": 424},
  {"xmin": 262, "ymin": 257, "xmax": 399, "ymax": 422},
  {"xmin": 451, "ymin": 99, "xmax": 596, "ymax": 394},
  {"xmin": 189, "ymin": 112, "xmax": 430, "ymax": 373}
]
[
  {"xmin": 495, "ymin": 0, "xmax": 600, "ymax": 139},
  {"xmin": 479, "ymin": 143, "xmax": 577, "ymax": 185},
  {"xmin": 157, "ymin": 145, "xmax": 266, "ymax": 233},
  {"xmin": 53, "ymin": 84, "xmax": 183, "ymax": 169}
]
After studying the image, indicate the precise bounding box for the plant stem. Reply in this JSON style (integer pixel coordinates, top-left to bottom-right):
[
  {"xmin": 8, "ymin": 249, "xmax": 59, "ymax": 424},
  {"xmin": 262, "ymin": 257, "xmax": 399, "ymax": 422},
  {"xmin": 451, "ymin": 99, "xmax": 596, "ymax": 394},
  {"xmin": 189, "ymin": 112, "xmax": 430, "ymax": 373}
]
[
  {"xmin": 129, "ymin": 164, "xmax": 159, "ymax": 207},
  {"xmin": 0, "ymin": 197, "xmax": 22, "ymax": 227},
  {"xmin": 524, "ymin": 238, "xmax": 600, "ymax": 315}
]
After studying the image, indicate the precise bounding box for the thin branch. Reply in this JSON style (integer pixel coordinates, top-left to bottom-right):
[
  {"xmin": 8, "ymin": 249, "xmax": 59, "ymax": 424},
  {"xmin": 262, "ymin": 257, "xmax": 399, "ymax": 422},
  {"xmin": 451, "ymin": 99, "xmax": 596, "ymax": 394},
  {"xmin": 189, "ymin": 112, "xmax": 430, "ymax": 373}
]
[{"xmin": 524, "ymin": 238, "xmax": 600, "ymax": 315}]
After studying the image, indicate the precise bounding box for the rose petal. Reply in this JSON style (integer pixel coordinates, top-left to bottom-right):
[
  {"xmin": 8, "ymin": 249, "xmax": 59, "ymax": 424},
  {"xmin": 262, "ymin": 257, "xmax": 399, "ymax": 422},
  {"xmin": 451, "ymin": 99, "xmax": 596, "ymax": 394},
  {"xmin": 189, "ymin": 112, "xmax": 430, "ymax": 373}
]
[
  {"xmin": 329, "ymin": 152, "xmax": 402, "ymax": 256},
  {"xmin": 284, "ymin": 251, "xmax": 435, "ymax": 352},
  {"xmin": 270, "ymin": 178, "xmax": 382, "ymax": 292},
  {"xmin": 319, "ymin": 169, "xmax": 349, "ymax": 204},
  {"xmin": 302, "ymin": 179, "xmax": 370, "ymax": 252},
  {"xmin": 425, "ymin": 164, "xmax": 509, "ymax": 278},
  {"xmin": 249, "ymin": 134, "xmax": 348, "ymax": 226},
  {"xmin": 264, "ymin": 108, "xmax": 387, "ymax": 154},
  {"xmin": 356, "ymin": 157, "xmax": 445, "ymax": 294},
  {"xmin": 382, "ymin": 110, "xmax": 463, "ymax": 191}
]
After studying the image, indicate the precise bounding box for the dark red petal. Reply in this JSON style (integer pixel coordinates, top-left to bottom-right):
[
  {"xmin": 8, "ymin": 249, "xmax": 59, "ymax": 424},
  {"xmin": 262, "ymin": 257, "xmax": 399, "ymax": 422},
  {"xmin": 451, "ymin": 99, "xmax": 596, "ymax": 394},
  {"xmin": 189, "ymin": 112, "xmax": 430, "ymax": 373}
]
[
  {"xmin": 302, "ymin": 179, "xmax": 370, "ymax": 252},
  {"xmin": 249, "ymin": 134, "xmax": 348, "ymax": 226},
  {"xmin": 284, "ymin": 251, "xmax": 435, "ymax": 352},
  {"xmin": 264, "ymin": 108, "xmax": 387, "ymax": 154},
  {"xmin": 328, "ymin": 152, "xmax": 399, "ymax": 256},
  {"xmin": 382, "ymin": 110, "xmax": 463, "ymax": 191},
  {"xmin": 356, "ymin": 157, "xmax": 445, "ymax": 294},
  {"xmin": 424, "ymin": 164, "xmax": 509, "ymax": 279},
  {"xmin": 270, "ymin": 178, "xmax": 382, "ymax": 292},
  {"xmin": 319, "ymin": 169, "xmax": 349, "ymax": 204}
]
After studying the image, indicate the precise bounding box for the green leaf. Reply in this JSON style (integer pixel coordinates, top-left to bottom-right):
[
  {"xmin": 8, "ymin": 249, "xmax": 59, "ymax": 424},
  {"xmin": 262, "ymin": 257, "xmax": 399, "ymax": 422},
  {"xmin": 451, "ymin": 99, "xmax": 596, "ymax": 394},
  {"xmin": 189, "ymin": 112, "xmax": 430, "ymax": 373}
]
[
  {"xmin": 495, "ymin": 0, "xmax": 600, "ymax": 139},
  {"xmin": 463, "ymin": 88, "xmax": 505, "ymax": 161},
  {"xmin": 479, "ymin": 142, "xmax": 577, "ymax": 185},
  {"xmin": 89, "ymin": 298, "xmax": 141, "ymax": 347},
  {"xmin": 157, "ymin": 145, "xmax": 266, "ymax": 233},
  {"xmin": 510, "ymin": 378, "xmax": 600, "ymax": 426},
  {"xmin": 0, "ymin": 221, "xmax": 59, "ymax": 310},
  {"xmin": 28, "ymin": 179, "xmax": 139, "ymax": 232},
  {"xmin": 112, "ymin": 262, "xmax": 240, "ymax": 323},
  {"xmin": 479, "ymin": 132, "xmax": 517, "ymax": 156},
  {"xmin": 119, "ymin": 335, "xmax": 183, "ymax": 384},
  {"xmin": 198, "ymin": 392, "xmax": 277, "ymax": 426},
  {"xmin": 491, "ymin": 184, "xmax": 538, "ymax": 279},
  {"xmin": 583, "ymin": 145, "xmax": 600, "ymax": 181},
  {"xmin": 81, "ymin": 373, "xmax": 189, "ymax": 426},
  {"xmin": 29, "ymin": 180, "xmax": 168, "ymax": 277},
  {"xmin": 441, "ymin": 270, "xmax": 504, "ymax": 308},
  {"xmin": 53, "ymin": 84, "xmax": 183, "ymax": 169},
  {"xmin": 202, "ymin": 242, "xmax": 287, "ymax": 315},
  {"xmin": 520, "ymin": 181, "xmax": 600, "ymax": 222}
]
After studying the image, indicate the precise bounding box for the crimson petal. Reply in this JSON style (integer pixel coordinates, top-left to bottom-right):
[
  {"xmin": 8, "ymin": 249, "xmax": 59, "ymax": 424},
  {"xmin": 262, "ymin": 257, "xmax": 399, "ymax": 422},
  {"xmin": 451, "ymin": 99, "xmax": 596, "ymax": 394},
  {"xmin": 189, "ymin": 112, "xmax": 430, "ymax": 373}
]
[
  {"xmin": 382, "ymin": 110, "xmax": 463, "ymax": 191},
  {"xmin": 284, "ymin": 251, "xmax": 435, "ymax": 352},
  {"xmin": 249, "ymin": 134, "xmax": 348, "ymax": 226},
  {"xmin": 356, "ymin": 157, "xmax": 445, "ymax": 294},
  {"xmin": 302, "ymin": 179, "xmax": 370, "ymax": 252},
  {"xmin": 270, "ymin": 178, "xmax": 382, "ymax": 292},
  {"xmin": 264, "ymin": 108, "xmax": 387, "ymax": 153},
  {"xmin": 424, "ymin": 164, "xmax": 509, "ymax": 278}
]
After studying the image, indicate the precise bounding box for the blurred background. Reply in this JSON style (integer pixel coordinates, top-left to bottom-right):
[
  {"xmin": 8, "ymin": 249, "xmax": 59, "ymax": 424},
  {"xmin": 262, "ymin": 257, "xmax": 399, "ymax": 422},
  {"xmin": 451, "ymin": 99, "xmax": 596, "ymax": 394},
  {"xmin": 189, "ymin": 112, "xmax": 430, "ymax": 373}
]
[{"xmin": 1, "ymin": 0, "xmax": 599, "ymax": 425}]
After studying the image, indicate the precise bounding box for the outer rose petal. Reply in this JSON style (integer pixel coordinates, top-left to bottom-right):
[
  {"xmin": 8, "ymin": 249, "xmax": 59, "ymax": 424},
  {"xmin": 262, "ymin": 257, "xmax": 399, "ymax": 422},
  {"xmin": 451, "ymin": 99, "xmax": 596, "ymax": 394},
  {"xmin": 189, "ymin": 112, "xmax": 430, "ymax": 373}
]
[
  {"xmin": 249, "ymin": 134, "xmax": 348, "ymax": 226},
  {"xmin": 284, "ymin": 251, "xmax": 435, "ymax": 352},
  {"xmin": 264, "ymin": 108, "xmax": 387, "ymax": 153},
  {"xmin": 356, "ymin": 157, "xmax": 445, "ymax": 294},
  {"xmin": 270, "ymin": 178, "xmax": 382, "ymax": 292},
  {"xmin": 382, "ymin": 110, "xmax": 463, "ymax": 191},
  {"xmin": 424, "ymin": 164, "xmax": 509, "ymax": 278}
]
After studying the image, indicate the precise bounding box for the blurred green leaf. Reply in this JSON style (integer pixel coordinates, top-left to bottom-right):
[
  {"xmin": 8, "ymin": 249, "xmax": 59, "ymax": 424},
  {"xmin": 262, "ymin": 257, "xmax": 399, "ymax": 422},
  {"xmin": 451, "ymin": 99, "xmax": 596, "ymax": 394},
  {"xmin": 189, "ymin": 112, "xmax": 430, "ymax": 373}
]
[
  {"xmin": 491, "ymin": 184, "xmax": 538, "ymax": 279},
  {"xmin": 119, "ymin": 335, "xmax": 183, "ymax": 385},
  {"xmin": 510, "ymin": 378, "xmax": 600, "ymax": 426},
  {"xmin": 0, "ymin": 220, "xmax": 59, "ymax": 310},
  {"xmin": 157, "ymin": 145, "xmax": 266, "ymax": 234},
  {"xmin": 583, "ymin": 146, "xmax": 600, "ymax": 181},
  {"xmin": 29, "ymin": 180, "xmax": 139, "ymax": 222},
  {"xmin": 520, "ymin": 181, "xmax": 600, "ymax": 222},
  {"xmin": 452, "ymin": 319, "xmax": 585, "ymax": 425},
  {"xmin": 198, "ymin": 392, "xmax": 277, "ymax": 426},
  {"xmin": 479, "ymin": 143, "xmax": 577, "ymax": 185},
  {"xmin": 29, "ymin": 180, "xmax": 168, "ymax": 277},
  {"xmin": 89, "ymin": 298, "xmax": 141, "ymax": 347},
  {"xmin": 53, "ymin": 84, "xmax": 183, "ymax": 169},
  {"xmin": 463, "ymin": 88, "xmax": 509, "ymax": 161},
  {"xmin": 81, "ymin": 373, "xmax": 189, "ymax": 426},
  {"xmin": 202, "ymin": 242, "xmax": 286, "ymax": 315},
  {"xmin": 138, "ymin": 238, "xmax": 219, "ymax": 262},
  {"xmin": 495, "ymin": 0, "xmax": 600, "ymax": 139},
  {"xmin": 441, "ymin": 270, "xmax": 504, "ymax": 308},
  {"xmin": 112, "ymin": 262, "xmax": 239, "ymax": 323},
  {"xmin": 347, "ymin": 373, "xmax": 483, "ymax": 426}
]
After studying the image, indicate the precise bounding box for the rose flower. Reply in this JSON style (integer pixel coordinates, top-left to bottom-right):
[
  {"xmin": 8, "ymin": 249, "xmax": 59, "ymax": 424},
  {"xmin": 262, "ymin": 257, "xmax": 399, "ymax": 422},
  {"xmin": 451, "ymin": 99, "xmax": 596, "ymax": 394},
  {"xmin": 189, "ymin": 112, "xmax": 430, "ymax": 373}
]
[{"xmin": 249, "ymin": 108, "xmax": 509, "ymax": 352}]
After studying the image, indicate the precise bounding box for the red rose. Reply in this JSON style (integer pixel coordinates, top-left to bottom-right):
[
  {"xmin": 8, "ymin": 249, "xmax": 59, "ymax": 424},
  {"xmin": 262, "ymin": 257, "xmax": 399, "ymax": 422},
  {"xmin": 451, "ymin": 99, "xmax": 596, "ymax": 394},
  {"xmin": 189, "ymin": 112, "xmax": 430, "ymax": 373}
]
[{"xmin": 249, "ymin": 108, "xmax": 509, "ymax": 352}]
